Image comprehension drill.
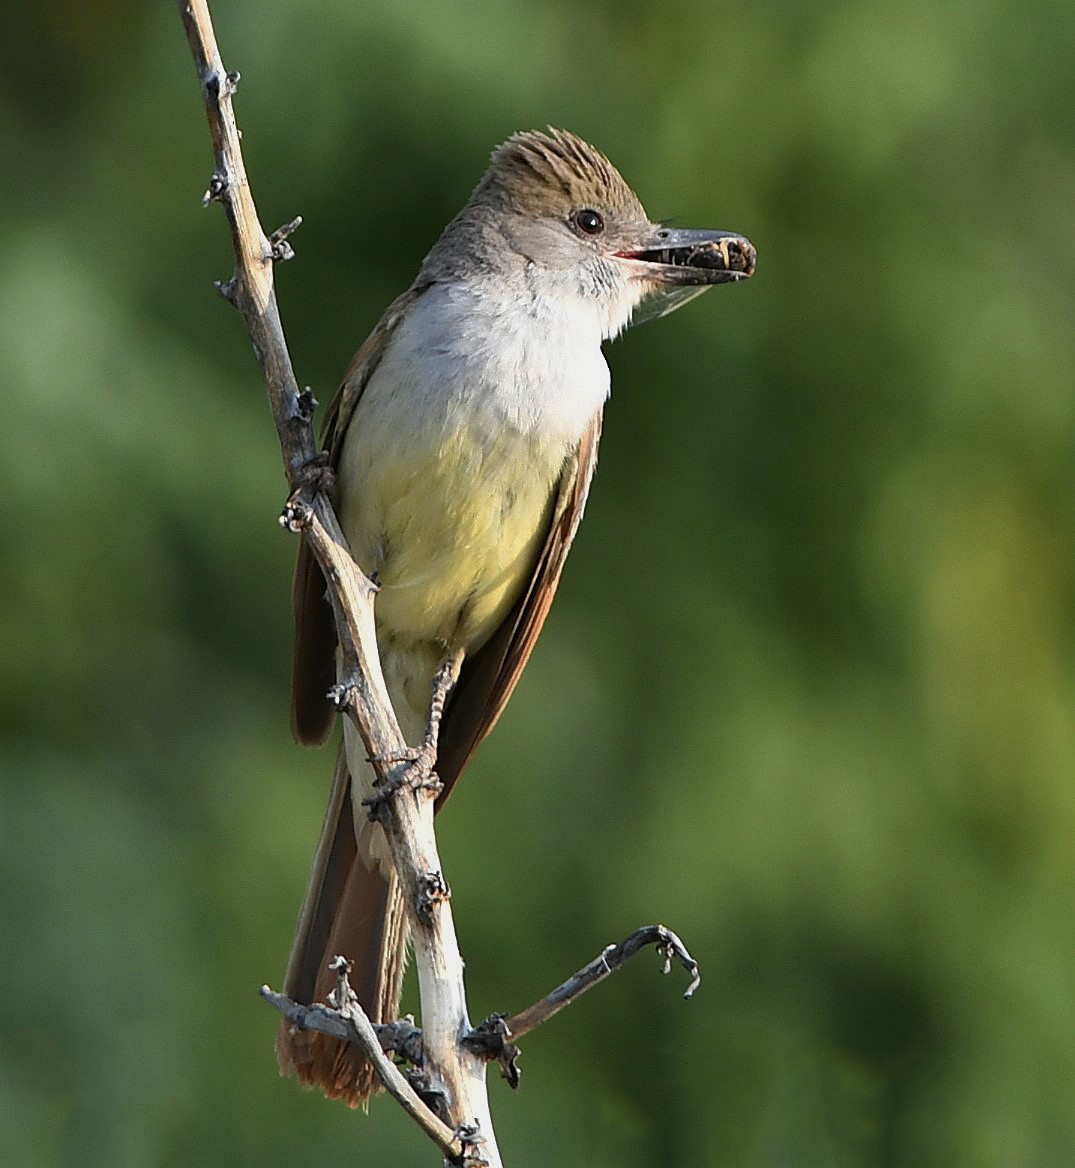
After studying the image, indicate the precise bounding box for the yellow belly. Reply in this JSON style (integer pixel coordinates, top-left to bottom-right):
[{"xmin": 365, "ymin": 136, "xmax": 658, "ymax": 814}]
[{"xmin": 336, "ymin": 394, "xmax": 564, "ymax": 724}]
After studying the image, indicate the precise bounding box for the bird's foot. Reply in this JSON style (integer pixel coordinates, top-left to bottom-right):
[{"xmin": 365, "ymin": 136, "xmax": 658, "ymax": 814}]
[
  {"xmin": 363, "ymin": 738, "xmax": 442, "ymax": 813},
  {"xmin": 361, "ymin": 649, "xmax": 464, "ymax": 815},
  {"xmin": 280, "ymin": 450, "xmax": 336, "ymax": 532}
]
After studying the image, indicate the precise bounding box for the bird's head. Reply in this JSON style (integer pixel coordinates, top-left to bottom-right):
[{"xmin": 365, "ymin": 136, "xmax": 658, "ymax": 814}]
[{"xmin": 439, "ymin": 128, "xmax": 755, "ymax": 337}]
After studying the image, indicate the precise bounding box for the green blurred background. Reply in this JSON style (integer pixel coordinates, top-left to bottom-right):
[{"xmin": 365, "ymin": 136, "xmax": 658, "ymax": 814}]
[{"xmin": 3, "ymin": 1, "xmax": 1073, "ymax": 1164}]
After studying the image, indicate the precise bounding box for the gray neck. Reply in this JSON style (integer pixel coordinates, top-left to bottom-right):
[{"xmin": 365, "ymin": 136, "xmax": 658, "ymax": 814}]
[{"xmin": 418, "ymin": 201, "xmax": 642, "ymax": 342}]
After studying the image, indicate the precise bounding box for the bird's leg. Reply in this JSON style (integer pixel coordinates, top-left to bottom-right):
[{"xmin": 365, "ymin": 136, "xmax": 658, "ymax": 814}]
[{"xmin": 364, "ymin": 648, "xmax": 465, "ymax": 808}]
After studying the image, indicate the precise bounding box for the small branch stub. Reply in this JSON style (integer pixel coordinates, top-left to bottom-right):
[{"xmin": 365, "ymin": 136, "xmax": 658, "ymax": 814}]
[
  {"xmin": 293, "ymin": 387, "xmax": 319, "ymax": 424},
  {"xmin": 269, "ymin": 215, "xmax": 304, "ymax": 262},
  {"xmin": 416, "ymin": 870, "xmax": 451, "ymax": 927},
  {"xmin": 326, "ymin": 679, "xmax": 356, "ymax": 712},
  {"xmin": 202, "ymin": 171, "xmax": 228, "ymax": 205},
  {"xmin": 378, "ymin": 1016, "xmax": 425, "ymax": 1066},
  {"xmin": 213, "ymin": 276, "xmax": 238, "ymax": 305},
  {"xmin": 462, "ymin": 1015, "xmax": 521, "ymax": 1089},
  {"xmin": 453, "ymin": 1120, "xmax": 490, "ymax": 1168}
]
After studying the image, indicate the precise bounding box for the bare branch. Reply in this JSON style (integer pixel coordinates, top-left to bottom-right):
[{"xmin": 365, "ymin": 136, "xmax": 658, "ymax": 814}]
[
  {"xmin": 176, "ymin": 0, "xmax": 314, "ymax": 486},
  {"xmin": 506, "ymin": 925, "xmax": 700, "ymax": 1040},
  {"xmin": 177, "ymin": 1, "xmax": 500, "ymax": 1161}
]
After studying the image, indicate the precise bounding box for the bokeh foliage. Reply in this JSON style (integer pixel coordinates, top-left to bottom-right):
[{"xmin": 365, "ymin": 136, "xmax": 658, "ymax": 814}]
[{"xmin": 2, "ymin": 1, "xmax": 1073, "ymax": 1165}]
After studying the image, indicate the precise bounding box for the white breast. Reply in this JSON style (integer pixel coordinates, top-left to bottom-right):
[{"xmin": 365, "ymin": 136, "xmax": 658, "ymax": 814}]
[{"xmin": 380, "ymin": 278, "xmax": 612, "ymax": 442}]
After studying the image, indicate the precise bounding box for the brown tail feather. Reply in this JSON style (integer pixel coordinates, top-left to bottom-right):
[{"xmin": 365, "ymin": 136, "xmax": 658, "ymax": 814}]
[{"xmin": 276, "ymin": 749, "xmax": 409, "ymax": 1108}]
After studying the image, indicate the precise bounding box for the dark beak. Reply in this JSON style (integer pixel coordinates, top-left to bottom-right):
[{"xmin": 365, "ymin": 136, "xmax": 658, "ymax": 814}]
[{"xmin": 617, "ymin": 227, "xmax": 757, "ymax": 285}]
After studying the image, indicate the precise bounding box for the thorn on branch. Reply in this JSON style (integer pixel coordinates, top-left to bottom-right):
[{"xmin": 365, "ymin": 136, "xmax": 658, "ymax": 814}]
[
  {"xmin": 203, "ymin": 67, "xmax": 239, "ymax": 103},
  {"xmin": 415, "ymin": 870, "xmax": 451, "ymax": 926},
  {"xmin": 279, "ymin": 451, "xmax": 335, "ymax": 531},
  {"xmin": 202, "ymin": 171, "xmax": 228, "ymax": 206},
  {"xmin": 326, "ymin": 681, "xmax": 356, "ymax": 713},
  {"xmin": 269, "ymin": 215, "xmax": 303, "ymax": 262},
  {"xmin": 327, "ymin": 954, "xmax": 358, "ymax": 1011},
  {"xmin": 451, "ymin": 1120, "xmax": 489, "ymax": 1168},
  {"xmin": 462, "ymin": 1015, "xmax": 521, "ymax": 1089},
  {"xmin": 293, "ymin": 387, "xmax": 319, "ymax": 424},
  {"xmin": 214, "ymin": 277, "xmax": 237, "ymax": 305},
  {"xmin": 279, "ymin": 497, "xmax": 313, "ymax": 533}
]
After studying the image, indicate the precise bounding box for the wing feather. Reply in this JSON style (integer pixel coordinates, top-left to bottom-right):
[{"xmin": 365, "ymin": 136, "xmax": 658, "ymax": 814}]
[
  {"xmin": 434, "ymin": 412, "xmax": 602, "ymax": 806},
  {"xmin": 290, "ymin": 285, "xmax": 428, "ymax": 744}
]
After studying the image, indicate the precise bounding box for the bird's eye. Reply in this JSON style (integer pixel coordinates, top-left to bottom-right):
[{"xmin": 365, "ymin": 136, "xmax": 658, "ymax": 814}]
[{"xmin": 571, "ymin": 208, "xmax": 605, "ymax": 236}]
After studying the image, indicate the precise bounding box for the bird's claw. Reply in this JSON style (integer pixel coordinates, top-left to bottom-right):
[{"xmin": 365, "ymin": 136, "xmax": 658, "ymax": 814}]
[{"xmin": 363, "ymin": 740, "xmax": 442, "ymax": 815}]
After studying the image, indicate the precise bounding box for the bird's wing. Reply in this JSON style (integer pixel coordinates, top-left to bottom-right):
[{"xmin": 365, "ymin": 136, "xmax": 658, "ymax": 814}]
[
  {"xmin": 290, "ymin": 284, "xmax": 427, "ymax": 745},
  {"xmin": 433, "ymin": 410, "xmax": 603, "ymax": 807}
]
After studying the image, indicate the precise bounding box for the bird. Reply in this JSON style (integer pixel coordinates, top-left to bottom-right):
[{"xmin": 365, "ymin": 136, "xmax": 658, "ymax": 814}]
[{"xmin": 276, "ymin": 128, "xmax": 755, "ymax": 1106}]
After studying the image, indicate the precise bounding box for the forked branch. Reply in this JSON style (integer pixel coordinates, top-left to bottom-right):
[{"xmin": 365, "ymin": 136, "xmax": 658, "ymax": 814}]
[{"xmin": 261, "ymin": 959, "xmax": 461, "ymax": 1158}]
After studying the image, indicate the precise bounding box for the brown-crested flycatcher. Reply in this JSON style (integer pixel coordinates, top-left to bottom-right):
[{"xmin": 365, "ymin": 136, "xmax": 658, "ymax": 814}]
[{"xmin": 278, "ymin": 129, "xmax": 755, "ymax": 1105}]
